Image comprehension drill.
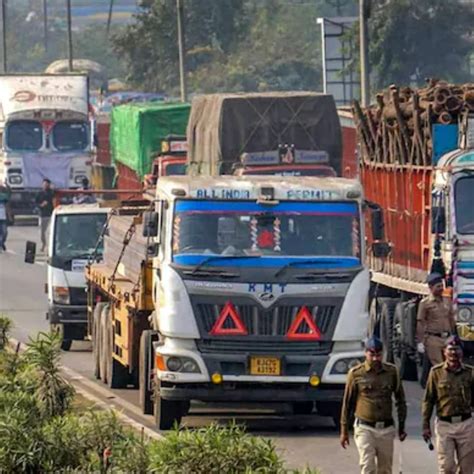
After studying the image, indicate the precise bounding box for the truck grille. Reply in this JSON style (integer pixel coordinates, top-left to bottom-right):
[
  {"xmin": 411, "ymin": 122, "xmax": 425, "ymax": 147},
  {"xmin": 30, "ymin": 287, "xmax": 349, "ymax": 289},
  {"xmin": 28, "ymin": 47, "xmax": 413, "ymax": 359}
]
[{"xmin": 191, "ymin": 296, "xmax": 342, "ymax": 351}]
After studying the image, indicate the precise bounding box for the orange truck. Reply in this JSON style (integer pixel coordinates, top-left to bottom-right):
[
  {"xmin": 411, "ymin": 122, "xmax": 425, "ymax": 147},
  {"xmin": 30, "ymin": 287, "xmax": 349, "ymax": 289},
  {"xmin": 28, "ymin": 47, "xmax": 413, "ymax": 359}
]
[{"xmin": 347, "ymin": 82, "xmax": 474, "ymax": 382}]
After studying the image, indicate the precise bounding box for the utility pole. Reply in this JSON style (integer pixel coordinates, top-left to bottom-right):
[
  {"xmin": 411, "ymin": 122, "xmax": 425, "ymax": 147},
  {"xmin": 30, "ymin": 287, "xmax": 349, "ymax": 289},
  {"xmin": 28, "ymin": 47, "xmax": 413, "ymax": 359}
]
[
  {"xmin": 106, "ymin": 0, "xmax": 114, "ymax": 37},
  {"xmin": 66, "ymin": 0, "xmax": 73, "ymax": 71},
  {"xmin": 43, "ymin": 0, "xmax": 48, "ymax": 54},
  {"xmin": 176, "ymin": 0, "xmax": 187, "ymax": 102},
  {"xmin": 359, "ymin": 0, "xmax": 370, "ymax": 106},
  {"xmin": 1, "ymin": 0, "xmax": 6, "ymax": 73}
]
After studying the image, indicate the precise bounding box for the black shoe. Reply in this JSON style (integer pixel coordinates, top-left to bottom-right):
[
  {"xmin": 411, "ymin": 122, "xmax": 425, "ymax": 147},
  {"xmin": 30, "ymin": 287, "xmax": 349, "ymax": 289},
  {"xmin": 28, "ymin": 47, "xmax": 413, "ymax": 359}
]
[{"xmin": 1, "ymin": 244, "xmax": 5, "ymax": 251}]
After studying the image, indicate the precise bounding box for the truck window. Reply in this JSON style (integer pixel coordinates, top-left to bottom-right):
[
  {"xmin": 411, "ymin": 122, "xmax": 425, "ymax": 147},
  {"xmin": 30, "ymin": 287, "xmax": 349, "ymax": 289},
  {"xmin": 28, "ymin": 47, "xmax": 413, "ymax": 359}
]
[
  {"xmin": 172, "ymin": 200, "xmax": 360, "ymax": 265},
  {"xmin": 54, "ymin": 213, "xmax": 107, "ymax": 259},
  {"xmin": 6, "ymin": 120, "xmax": 43, "ymax": 151},
  {"xmin": 163, "ymin": 163, "xmax": 186, "ymax": 176},
  {"xmin": 53, "ymin": 121, "xmax": 88, "ymax": 151},
  {"xmin": 455, "ymin": 177, "xmax": 474, "ymax": 234}
]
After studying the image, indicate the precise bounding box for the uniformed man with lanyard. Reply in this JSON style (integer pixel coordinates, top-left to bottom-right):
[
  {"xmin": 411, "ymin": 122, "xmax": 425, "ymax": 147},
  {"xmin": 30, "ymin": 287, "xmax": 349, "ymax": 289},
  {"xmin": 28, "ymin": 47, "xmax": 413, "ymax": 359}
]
[
  {"xmin": 422, "ymin": 335, "xmax": 474, "ymax": 473},
  {"xmin": 340, "ymin": 337, "xmax": 407, "ymax": 474},
  {"xmin": 416, "ymin": 273, "xmax": 456, "ymax": 366}
]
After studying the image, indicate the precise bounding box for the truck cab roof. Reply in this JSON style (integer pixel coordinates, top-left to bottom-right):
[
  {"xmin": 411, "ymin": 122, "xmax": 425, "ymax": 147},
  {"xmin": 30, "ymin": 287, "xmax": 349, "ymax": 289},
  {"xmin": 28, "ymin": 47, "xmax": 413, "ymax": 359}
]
[
  {"xmin": 156, "ymin": 175, "xmax": 362, "ymax": 202},
  {"xmin": 53, "ymin": 203, "xmax": 110, "ymax": 216}
]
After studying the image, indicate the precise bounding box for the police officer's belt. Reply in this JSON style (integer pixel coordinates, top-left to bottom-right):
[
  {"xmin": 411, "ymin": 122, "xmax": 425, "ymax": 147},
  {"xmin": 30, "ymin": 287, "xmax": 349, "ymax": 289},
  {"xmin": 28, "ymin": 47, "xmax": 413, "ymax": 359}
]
[
  {"xmin": 438, "ymin": 413, "xmax": 471, "ymax": 423},
  {"xmin": 426, "ymin": 331, "xmax": 450, "ymax": 338},
  {"xmin": 356, "ymin": 418, "xmax": 394, "ymax": 429}
]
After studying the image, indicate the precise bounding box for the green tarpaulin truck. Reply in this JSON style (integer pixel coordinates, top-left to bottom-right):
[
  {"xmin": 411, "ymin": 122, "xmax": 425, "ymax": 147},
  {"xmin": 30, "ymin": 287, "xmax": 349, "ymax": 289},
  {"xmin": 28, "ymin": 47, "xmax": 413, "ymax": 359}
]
[{"xmin": 110, "ymin": 102, "xmax": 190, "ymax": 189}]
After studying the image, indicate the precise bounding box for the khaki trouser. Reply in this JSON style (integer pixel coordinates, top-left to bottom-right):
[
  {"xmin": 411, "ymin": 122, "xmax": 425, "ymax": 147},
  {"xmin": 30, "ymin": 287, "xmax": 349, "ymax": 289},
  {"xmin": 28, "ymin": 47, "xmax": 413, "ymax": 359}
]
[
  {"xmin": 354, "ymin": 423, "xmax": 395, "ymax": 474},
  {"xmin": 435, "ymin": 417, "xmax": 474, "ymax": 474},
  {"xmin": 425, "ymin": 334, "xmax": 445, "ymax": 365}
]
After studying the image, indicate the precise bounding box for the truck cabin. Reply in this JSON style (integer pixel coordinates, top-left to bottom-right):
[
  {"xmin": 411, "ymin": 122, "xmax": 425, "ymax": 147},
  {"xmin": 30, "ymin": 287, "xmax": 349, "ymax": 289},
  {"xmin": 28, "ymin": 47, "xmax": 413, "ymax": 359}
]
[
  {"xmin": 232, "ymin": 146, "xmax": 336, "ymax": 178},
  {"xmin": 144, "ymin": 136, "xmax": 187, "ymax": 187}
]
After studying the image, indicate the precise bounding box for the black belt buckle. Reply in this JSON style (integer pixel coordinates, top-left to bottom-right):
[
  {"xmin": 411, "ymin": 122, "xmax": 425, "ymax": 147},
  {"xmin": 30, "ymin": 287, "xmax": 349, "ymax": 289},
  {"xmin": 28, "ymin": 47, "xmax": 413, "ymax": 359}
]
[
  {"xmin": 357, "ymin": 418, "xmax": 393, "ymax": 429},
  {"xmin": 440, "ymin": 414, "xmax": 471, "ymax": 423}
]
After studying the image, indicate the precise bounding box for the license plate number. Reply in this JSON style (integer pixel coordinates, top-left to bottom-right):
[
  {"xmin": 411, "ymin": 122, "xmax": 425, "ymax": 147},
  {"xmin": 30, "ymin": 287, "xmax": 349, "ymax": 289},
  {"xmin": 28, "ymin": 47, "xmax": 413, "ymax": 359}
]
[{"xmin": 249, "ymin": 356, "xmax": 281, "ymax": 375}]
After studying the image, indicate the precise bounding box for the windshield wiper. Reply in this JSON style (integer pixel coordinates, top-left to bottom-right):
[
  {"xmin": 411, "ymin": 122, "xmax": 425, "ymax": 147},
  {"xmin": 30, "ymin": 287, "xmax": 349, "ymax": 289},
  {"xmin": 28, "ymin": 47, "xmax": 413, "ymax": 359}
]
[
  {"xmin": 191, "ymin": 255, "xmax": 261, "ymax": 275},
  {"xmin": 274, "ymin": 259, "xmax": 341, "ymax": 278}
]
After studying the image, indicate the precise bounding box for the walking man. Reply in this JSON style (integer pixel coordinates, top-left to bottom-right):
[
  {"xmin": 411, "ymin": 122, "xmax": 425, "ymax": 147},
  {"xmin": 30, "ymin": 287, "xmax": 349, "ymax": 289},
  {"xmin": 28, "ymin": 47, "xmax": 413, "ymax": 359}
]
[
  {"xmin": 340, "ymin": 336, "xmax": 407, "ymax": 474},
  {"xmin": 0, "ymin": 181, "xmax": 11, "ymax": 252},
  {"xmin": 417, "ymin": 273, "xmax": 456, "ymax": 366},
  {"xmin": 422, "ymin": 335, "xmax": 474, "ymax": 474},
  {"xmin": 35, "ymin": 178, "xmax": 54, "ymax": 252}
]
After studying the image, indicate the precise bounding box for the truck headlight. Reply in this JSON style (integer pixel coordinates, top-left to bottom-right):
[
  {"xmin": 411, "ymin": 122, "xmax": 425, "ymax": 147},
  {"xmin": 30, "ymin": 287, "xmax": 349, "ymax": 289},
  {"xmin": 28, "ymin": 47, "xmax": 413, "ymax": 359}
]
[
  {"xmin": 8, "ymin": 174, "xmax": 22, "ymax": 185},
  {"xmin": 330, "ymin": 357, "xmax": 363, "ymax": 374},
  {"xmin": 458, "ymin": 307, "xmax": 472, "ymax": 322},
  {"xmin": 163, "ymin": 356, "xmax": 200, "ymax": 373},
  {"xmin": 52, "ymin": 286, "xmax": 70, "ymax": 305}
]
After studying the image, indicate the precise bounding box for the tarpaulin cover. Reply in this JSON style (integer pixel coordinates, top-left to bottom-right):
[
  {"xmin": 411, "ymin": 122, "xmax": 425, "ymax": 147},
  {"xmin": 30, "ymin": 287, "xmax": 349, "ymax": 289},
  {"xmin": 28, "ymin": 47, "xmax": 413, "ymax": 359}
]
[
  {"xmin": 111, "ymin": 102, "xmax": 190, "ymax": 178},
  {"xmin": 187, "ymin": 92, "xmax": 342, "ymax": 175},
  {"xmin": 22, "ymin": 152, "xmax": 75, "ymax": 188}
]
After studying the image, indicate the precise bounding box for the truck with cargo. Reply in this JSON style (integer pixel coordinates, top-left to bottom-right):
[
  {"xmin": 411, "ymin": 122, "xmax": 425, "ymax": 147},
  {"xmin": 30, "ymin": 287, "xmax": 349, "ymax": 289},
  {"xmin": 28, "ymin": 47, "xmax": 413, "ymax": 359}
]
[
  {"xmin": 86, "ymin": 174, "xmax": 387, "ymax": 429},
  {"xmin": 110, "ymin": 102, "xmax": 190, "ymax": 191},
  {"xmin": 352, "ymin": 82, "xmax": 474, "ymax": 381},
  {"xmin": 187, "ymin": 92, "xmax": 343, "ymax": 177},
  {"xmin": 0, "ymin": 74, "xmax": 92, "ymax": 217}
]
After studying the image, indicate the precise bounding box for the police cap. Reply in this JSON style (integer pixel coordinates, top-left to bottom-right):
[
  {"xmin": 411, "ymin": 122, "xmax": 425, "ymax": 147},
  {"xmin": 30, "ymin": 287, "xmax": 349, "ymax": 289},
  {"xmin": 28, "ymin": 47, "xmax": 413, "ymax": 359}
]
[
  {"xmin": 426, "ymin": 272, "xmax": 443, "ymax": 286},
  {"xmin": 444, "ymin": 335, "xmax": 464, "ymax": 350},
  {"xmin": 365, "ymin": 336, "xmax": 383, "ymax": 352}
]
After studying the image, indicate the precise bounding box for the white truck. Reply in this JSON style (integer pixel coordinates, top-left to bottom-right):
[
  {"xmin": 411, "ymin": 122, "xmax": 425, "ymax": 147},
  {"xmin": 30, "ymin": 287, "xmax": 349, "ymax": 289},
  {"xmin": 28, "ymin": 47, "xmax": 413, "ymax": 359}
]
[
  {"xmin": 0, "ymin": 74, "xmax": 92, "ymax": 218},
  {"xmin": 87, "ymin": 175, "xmax": 386, "ymax": 429}
]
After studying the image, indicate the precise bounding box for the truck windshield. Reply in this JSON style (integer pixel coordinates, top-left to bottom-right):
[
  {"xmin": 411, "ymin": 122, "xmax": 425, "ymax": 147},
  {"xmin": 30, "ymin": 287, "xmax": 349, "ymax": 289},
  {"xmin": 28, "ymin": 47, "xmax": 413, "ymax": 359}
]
[
  {"xmin": 455, "ymin": 177, "xmax": 474, "ymax": 234},
  {"xmin": 53, "ymin": 121, "xmax": 88, "ymax": 151},
  {"xmin": 6, "ymin": 120, "xmax": 43, "ymax": 151},
  {"xmin": 173, "ymin": 200, "xmax": 360, "ymax": 268},
  {"xmin": 163, "ymin": 162, "xmax": 186, "ymax": 176},
  {"xmin": 54, "ymin": 213, "xmax": 107, "ymax": 259}
]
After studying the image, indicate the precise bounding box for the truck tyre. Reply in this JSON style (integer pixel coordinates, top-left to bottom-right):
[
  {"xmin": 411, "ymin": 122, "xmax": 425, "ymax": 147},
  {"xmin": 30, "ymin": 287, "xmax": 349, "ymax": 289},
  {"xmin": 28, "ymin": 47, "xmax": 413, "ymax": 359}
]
[
  {"xmin": 154, "ymin": 394, "xmax": 184, "ymax": 430},
  {"xmin": 379, "ymin": 299, "xmax": 397, "ymax": 363},
  {"xmin": 392, "ymin": 303, "xmax": 417, "ymax": 381},
  {"xmin": 139, "ymin": 330, "xmax": 156, "ymax": 415},
  {"xmin": 50, "ymin": 323, "xmax": 72, "ymax": 351},
  {"xmin": 292, "ymin": 402, "xmax": 314, "ymax": 415},
  {"xmin": 107, "ymin": 313, "xmax": 130, "ymax": 389},
  {"xmin": 99, "ymin": 305, "xmax": 110, "ymax": 384},
  {"xmin": 417, "ymin": 351, "xmax": 431, "ymax": 389},
  {"xmin": 92, "ymin": 302, "xmax": 107, "ymax": 380}
]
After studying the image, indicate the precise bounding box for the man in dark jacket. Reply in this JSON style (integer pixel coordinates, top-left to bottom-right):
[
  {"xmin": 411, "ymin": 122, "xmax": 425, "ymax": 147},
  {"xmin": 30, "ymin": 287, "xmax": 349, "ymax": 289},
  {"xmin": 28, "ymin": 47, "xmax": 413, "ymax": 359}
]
[{"xmin": 35, "ymin": 178, "xmax": 54, "ymax": 252}]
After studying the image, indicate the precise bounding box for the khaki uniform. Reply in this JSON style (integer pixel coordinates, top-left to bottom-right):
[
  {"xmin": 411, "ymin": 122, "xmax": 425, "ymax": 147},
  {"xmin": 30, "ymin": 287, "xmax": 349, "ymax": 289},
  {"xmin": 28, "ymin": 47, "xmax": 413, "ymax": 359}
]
[
  {"xmin": 341, "ymin": 361, "xmax": 407, "ymax": 474},
  {"xmin": 422, "ymin": 362, "xmax": 474, "ymax": 474},
  {"xmin": 417, "ymin": 296, "xmax": 456, "ymax": 365}
]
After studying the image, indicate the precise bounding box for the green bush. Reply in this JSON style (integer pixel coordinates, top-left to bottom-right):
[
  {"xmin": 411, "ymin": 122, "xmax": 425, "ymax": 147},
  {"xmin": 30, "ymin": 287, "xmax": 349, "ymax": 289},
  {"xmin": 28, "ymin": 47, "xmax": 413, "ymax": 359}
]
[
  {"xmin": 0, "ymin": 315, "xmax": 11, "ymax": 350},
  {"xmin": 148, "ymin": 422, "xmax": 284, "ymax": 474}
]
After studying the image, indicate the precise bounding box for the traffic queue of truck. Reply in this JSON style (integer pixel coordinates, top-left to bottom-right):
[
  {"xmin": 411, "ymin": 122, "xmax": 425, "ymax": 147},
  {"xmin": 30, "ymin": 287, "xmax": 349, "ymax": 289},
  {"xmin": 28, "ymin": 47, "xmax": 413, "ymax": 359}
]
[{"xmin": 5, "ymin": 74, "xmax": 473, "ymax": 431}]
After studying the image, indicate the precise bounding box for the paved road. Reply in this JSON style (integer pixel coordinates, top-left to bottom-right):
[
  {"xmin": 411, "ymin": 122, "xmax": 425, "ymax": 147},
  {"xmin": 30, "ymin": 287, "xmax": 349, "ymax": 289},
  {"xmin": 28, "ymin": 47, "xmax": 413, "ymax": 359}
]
[{"xmin": 0, "ymin": 226, "xmax": 438, "ymax": 473}]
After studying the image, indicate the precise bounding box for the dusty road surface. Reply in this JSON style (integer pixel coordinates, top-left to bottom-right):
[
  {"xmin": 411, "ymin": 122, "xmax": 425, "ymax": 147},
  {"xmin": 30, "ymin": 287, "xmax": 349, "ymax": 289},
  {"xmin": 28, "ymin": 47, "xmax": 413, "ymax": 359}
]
[{"xmin": 0, "ymin": 225, "xmax": 438, "ymax": 473}]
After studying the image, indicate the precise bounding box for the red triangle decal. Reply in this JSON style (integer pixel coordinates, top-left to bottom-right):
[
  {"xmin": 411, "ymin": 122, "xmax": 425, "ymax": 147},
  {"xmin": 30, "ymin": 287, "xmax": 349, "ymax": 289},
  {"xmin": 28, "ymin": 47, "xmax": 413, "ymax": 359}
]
[
  {"xmin": 286, "ymin": 306, "xmax": 322, "ymax": 340},
  {"xmin": 210, "ymin": 301, "xmax": 248, "ymax": 336}
]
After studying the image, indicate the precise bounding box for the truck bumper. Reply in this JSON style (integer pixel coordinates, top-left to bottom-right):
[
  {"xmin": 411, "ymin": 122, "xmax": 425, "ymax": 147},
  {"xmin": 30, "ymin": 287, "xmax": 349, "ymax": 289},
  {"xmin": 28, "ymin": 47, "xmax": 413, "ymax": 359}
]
[
  {"xmin": 160, "ymin": 381, "xmax": 345, "ymax": 403},
  {"xmin": 9, "ymin": 189, "xmax": 39, "ymax": 216},
  {"xmin": 48, "ymin": 303, "xmax": 87, "ymax": 325}
]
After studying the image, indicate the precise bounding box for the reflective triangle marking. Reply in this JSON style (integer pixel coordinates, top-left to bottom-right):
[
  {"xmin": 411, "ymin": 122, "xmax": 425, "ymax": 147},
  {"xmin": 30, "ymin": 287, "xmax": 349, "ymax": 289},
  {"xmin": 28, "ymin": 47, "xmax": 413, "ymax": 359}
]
[
  {"xmin": 286, "ymin": 306, "xmax": 322, "ymax": 340},
  {"xmin": 209, "ymin": 301, "xmax": 248, "ymax": 336}
]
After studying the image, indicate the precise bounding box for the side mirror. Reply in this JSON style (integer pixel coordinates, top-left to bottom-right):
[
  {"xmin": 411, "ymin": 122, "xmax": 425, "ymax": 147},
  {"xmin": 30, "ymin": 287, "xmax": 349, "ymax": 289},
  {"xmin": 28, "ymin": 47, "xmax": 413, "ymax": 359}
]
[
  {"xmin": 431, "ymin": 206, "xmax": 446, "ymax": 234},
  {"xmin": 143, "ymin": 211, "xmax": 159, "ymax": 237},
  {"xmin": 370, "ymin": 205, "xmax": 385, "ymax": 241},
  {"xmin": 372, "ymin": 241, "xmax": 391, "ymax": 258},
  {"xmin": 25, "ymin": 240, "xmax": 36, "ymax": 264}
]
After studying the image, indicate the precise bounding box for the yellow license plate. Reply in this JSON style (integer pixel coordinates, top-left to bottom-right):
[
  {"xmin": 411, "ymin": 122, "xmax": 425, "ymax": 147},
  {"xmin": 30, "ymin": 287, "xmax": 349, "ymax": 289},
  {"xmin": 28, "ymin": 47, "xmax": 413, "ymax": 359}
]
[{"xmin": 249, "ymin": 356, "xmax": 281, "ymax": 376}]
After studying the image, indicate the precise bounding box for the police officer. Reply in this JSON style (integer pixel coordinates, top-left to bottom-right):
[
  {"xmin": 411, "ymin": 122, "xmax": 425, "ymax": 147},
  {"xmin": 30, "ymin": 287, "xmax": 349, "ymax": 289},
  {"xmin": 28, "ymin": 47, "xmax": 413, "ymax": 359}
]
[
  {"xmin": 422, "ymin": 335, "xmax": 474, "ymax": 474},
  {"xmin": 340, "ymin": 337, "xmax": 407, "ymax": 474},
  {"xmin": 416, "ymin": 273, "xmax": 456, "ymax": 366}
]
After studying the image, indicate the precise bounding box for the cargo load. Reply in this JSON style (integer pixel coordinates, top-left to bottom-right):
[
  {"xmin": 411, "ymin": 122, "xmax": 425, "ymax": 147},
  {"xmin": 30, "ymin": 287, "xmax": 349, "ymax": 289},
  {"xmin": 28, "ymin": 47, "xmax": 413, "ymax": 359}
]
[
  {"xmin": 187, "ymin": 92, "xmax": 342, "ymax": 175},
  {"xmin": 111, "ymin": 102, "xmax": 190, "ymax": 179},
  {"xmin": 352, "ymin": 80, "xmax": 474, "ymax": 380}
]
